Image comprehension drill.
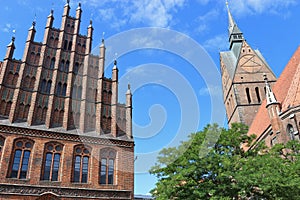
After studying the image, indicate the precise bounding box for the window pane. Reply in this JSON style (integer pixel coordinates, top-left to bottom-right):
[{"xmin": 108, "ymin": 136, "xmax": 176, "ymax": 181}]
[
  {"xmin": 20, "ymin": 150, "xmax": 31, "ymax": 179},
  {"xmin": 11, "ymin": 150, "xmax": 22, "ymax": 178},
  {"xmin": 73, "ymin": 155, "xmax": 81, "ymax": 182},
  {"xmin": 108, "ymin": 159, "xmax": 114, "ymax": 184},
  {"xmin": 43, "ymin": 153, "xmax": 52, "ymax": 180},
  {"xmin": 52, "ymin": 153, "xmax": 60, "ymax": 181},
  {"xmin": 100, "ymin": 158, "xmax": 107, "ymax": 184},
  {"xmin": 82, "ymin": 156, "xmax": 89, "ymax": 183}
]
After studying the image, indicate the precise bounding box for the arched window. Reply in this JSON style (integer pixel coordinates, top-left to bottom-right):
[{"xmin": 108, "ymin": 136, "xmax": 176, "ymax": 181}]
[
  {"xmin": 255, "ymin": 87, "xmax": 261, "ymax": 103},
  {"xmin": 42, "ymin": 142, "xmax": 63, "ymax": 181},
  {"xmin": 0, "ymin": 135, "xmax": 5, "ymax": 155},
  {"xmin": 46, "ymin": 81, "xmax": 52, "ymax": 94},
  {"xmin": 68, "ymin": 41, "xmax": 72, "ymax": 51},
  {"xmin": 245, "ymin": 88, "xmax": 251, "ymax": 104},
  {"xmin": 100, "ymin": 148, "xmax": 116, "ymax": 185},
  {"xmin": 56, "ymin": 82, "xmax": 62, "ymax": 96},
  {"xmin": 9, "ymin": 138, "xmax": 34, "ymax": 179},
  {"xmin": 287, "ymin": 124, "xmax": 295, "ymax": 140},
  {"xmin": 62, "ymin": 83, "xmax": 67, "ymax": 96},
  {"xmin": 65, "ymin": 61, "xmax": 70, "ymax": 73},
  {"xmin": 41, "ymin": 79, "xmax": 46, "ymax": 92},
  {"xmin": 50, "ymin": 57, "xmax": 55, "ymax": 69},
  {"xmin": 74, "ymin": 62, "xmax": 79, "ymax": 74},
  {"xmin": 72, "ymin": 145, "xmax": 91, "ymax": 183},
  {"xmin": 59, "ymin": 60, "xmax": 65, "ymax": 71},
  {"xmin": 63, "ymin": 40, "xmax": 68, "ymax": 50}
]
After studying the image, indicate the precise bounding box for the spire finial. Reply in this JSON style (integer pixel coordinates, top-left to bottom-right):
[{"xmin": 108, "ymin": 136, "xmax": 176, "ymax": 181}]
[
  {"xmin": 114, "ymin": 53, "xmax": 118, "ymax": 66},
  {"xmin": 32, "ymin": 14, "xmax": 36, "ymax": 27},
  {"xmin": 128, "ymin": 84, "xmax": 131, "ymax": 90},
  {"xmin": 102, "ymin": 32, "xmax": 105, "ymax": 43},
  {"xmin": 67, "ymin": 0, "xmax": 70, "ymax": 4},
  {"xmin": 12, "ymin": 29, "xmax": 16, "ymax": 41}
]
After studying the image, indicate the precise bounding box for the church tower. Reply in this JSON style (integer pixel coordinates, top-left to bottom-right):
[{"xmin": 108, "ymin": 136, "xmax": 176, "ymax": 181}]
[{"xmin": 220, "ymin": 3, "xmax": 277, "ymax": 127}]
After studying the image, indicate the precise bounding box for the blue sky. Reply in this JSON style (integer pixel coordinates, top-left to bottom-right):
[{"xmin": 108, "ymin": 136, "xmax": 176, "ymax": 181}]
[{"xmin": 1, "ymin": 0, "xmax": 300, "ymax": 195}]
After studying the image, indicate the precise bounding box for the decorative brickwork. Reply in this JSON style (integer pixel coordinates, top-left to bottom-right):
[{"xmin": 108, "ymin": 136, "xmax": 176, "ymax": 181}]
[{"xmin": 0, "ymin": 1, "xmax": 134, "ymax": 199}]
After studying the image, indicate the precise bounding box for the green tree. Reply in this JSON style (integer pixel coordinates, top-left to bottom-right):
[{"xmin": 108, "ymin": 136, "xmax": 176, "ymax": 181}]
[{"xmin": 150, "ymin": 123, "xmax": 300, "ymax": 199}]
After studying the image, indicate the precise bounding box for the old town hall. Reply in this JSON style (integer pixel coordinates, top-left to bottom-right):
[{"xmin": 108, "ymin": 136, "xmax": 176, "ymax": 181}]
[{"xmin": 0, "ymin": 1, "xmax": 134, "ymax": 199}]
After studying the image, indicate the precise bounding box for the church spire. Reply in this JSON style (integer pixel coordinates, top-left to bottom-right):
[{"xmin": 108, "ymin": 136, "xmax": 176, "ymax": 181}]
[
  {"xmin": 264, "ymin": 74, "xmax": 278, "ymax": 105},
  {"xmin": 226, "ymin": 1, "xmax": 244, "ymax": 49}
]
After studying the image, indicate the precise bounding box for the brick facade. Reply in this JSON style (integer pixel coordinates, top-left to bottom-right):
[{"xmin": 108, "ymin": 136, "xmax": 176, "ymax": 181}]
[
  {"xmin": 0, "ymin": 1, "xmax": 134, "ymax": 199},
  {"xmin": 221, "ymin": 4, "xmax": 300, "ymax": 149}
]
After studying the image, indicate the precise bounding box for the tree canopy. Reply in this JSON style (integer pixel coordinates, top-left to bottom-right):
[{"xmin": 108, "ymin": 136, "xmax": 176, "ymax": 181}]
[{"xmin": 150, "ymin": 123, "xmax": 300, "ymax": 200}]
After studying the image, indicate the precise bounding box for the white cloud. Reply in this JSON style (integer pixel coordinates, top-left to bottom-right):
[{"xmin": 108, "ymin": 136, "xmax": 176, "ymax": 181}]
[
  {"xmin": 228, "ymin": 0, "xmax": 297, "ymax": 16},
  {"xmin": 202, "ymin": 34, "xmax": 228, "ymax": 52},
  {"xmin": 195, "ymin": 9, "xmax": 219, "ymax": 33},
  {"xmin": 69, "ymin": 0, "xmax": 186, "ymax": 28},
  {"xmin": 1, "ymin": 23, "xmax": 11, "ymax": 33}
]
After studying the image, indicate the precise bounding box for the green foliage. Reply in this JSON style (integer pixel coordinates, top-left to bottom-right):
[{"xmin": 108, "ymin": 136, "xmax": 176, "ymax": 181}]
[{"xmin": 150, "ymin": 123, "xmax": 300, "ymax": 199}]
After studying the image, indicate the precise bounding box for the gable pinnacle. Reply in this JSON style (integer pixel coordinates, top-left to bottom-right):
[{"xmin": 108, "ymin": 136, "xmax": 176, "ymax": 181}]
[{"xmin": 264, "ymin": 73, "xmax": 278, "ymax": 105}]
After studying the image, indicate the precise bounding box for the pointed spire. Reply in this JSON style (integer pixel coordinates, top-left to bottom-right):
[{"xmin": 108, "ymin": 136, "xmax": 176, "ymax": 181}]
[
  {"xmin": 49, "ymin": 9, "xmax": 54, "ymax": 17},
  {"xmin": 264, "ymin": 73, "xmax": 277, "ymax": 105},
  {"xmin": 101, "ymin": 32, "xmax": 105, "ymax": 45},
  {"xmin": 226, "ymin": 1, "xmax": 244, "ymax": 49},
  {"xmin": 88, "ymin": 19, "xmax": 93, "ymax": 28},
  {"xmin": 8, "ymin": 30, "xmax": 16, "ymax": 46},
  {"xmin": 113, "ymin": 53, "xmax": 118, "ymax": 70},
  {"xmin": 127, "ymin": 84, "xmax": 131, "ymax": 94}
]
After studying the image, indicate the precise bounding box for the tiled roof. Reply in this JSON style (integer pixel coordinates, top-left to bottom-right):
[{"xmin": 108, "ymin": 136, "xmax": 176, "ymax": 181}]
[{"xmin": 248, "ymin": 46, "xmax": 300, "ymax": 141}]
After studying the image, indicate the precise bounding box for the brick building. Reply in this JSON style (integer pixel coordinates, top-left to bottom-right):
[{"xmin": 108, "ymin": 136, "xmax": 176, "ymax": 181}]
[
  {"xmin": 221, "ymin": 4, "xmax": 300, "ymax": 149},
  {"xmin": 0, "ymin": 1, "xmax": 134, "ymax": 199}
]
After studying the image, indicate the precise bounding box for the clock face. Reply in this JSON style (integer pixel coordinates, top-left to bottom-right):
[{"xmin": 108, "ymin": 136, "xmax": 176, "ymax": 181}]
[{"xmin": 239, "ymin": 54, "xmax": 262, "ymax": 73}]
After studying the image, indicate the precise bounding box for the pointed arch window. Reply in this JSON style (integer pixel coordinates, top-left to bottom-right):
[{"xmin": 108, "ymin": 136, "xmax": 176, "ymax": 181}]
[
  {"xmin": 56, "ymin": 82, "xmax": 62, "ymax": 96},
  {"xmin": 50, "ymin": 57, "xmax": 55, "ymax": 69},
  {"xmin": 100, "ymin": 148, "xmax": 116, "ymax": 185},
  {"xmin": 255, "ymin": 87, "xmax": 261, "ymax": 103},
  {"xmin": 62, "ymin": 83, "xmax": 67, "ymax": 96},
  {"xmin": 9, "ymin": 138, "xmax": 34, "ymax": 179},
  {"xmin": 72, "ymin": 145, "xmax": 91, "ymax": 183},
  {"xmin": 46, "ymin": 81, "xmax": 52, "ymax": 94},
  {"xmin": 42, "ymin": 142, "xmax": 63, "ymax": 181},
  {"xmin": 287, "ymin": 124, "xmax": 295, "ymax": 140},
  {"xmin": 59, "ymin": 60, "xmax": 65, "ymax": 71},
  {"xmin": 0, "ymin": 135, "xmax": 5, "ymax": 156},
  {"xmin": 245, "ymin": 88, "xmax": 251, "ymax": 104},
  {"xmin": 65, "ymin": 61, "xmax": 70, "ymax": 73}
]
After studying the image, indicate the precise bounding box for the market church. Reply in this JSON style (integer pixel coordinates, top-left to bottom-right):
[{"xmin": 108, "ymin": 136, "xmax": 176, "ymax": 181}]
[{"xmin": 220, "ymin": 4, "xmax": 300, "ymax": 149}]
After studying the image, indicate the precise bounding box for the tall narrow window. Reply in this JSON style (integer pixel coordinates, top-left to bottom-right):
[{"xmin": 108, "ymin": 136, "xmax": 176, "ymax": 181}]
[
  {"xmin": 72, "ymin": 145, "xmax": 91, "ymax": 183},
  {"xmin": 46, "ymin": 81, "xmax": 52, "ymax": 94},
  {"xmin": 56, "ymin": 82, "xmax": 62, "ymax": 96},
  {"xmin": 9, "ymin": 138, "xmax": 34, "ymax": 179},
  {"xmin": 63, "ymin": 40, "xmax": 68, "ymax": 50},
  {"xmin": 255, "ymin": 87, "xmax": 261, "ymax": 103},
  {"xmin": 42, "ymin": 142, "xmax": 63, "ymax": 181},
  {"xmin": 59, "ymin": 60, "xmax": 65, "ymax": 71},
  {"xmin": 245, "ymin": 88, "xmax": 251, "ymax": 104},
  {"xmin": 50, "ymin": 57, "xmax": 55, "ymax": 69},
  {"xmin": 287, "ymin": 124, "xmax": 295, "ymax": 140},
  {"xmin": 0, "ymin": 136, "xmax": 5, "ymax": 156},
  {"xmin": 65, "ymin": 61, "xmax": 70, "ymax": 73},
  {"xmin": 100, "ymin": 148, "xmax": 116, "ymax": 185},
  {"xmin": 62, "ymin": 83, "xmax": 67, "ymax": 96}
]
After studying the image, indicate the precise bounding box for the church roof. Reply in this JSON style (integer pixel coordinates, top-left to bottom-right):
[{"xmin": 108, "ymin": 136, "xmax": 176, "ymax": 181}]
[{"xmin": 248, "ymin": 45, "xmax": 300, "ymax": 141}]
